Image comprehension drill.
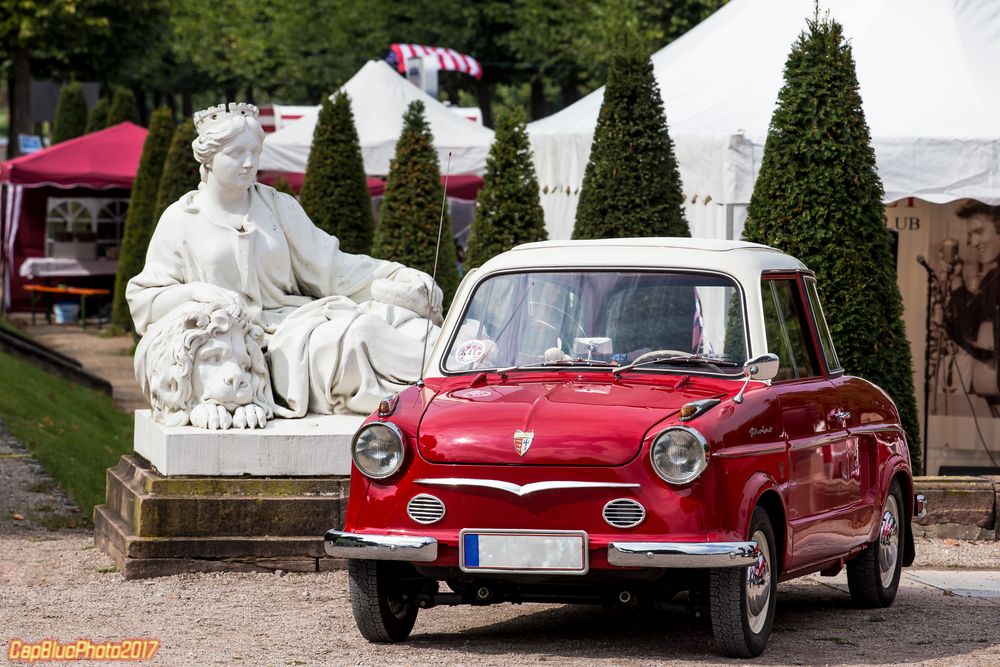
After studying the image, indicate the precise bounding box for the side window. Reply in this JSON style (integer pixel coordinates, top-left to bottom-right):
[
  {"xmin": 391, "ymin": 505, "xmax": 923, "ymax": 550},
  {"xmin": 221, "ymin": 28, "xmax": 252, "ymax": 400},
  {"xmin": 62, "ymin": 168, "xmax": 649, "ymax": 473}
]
[
  {"xmin": 761, "ymin": 278, "xmax": 821, "ymax": 380},
  {"xmin": 804, "ymin": 277, "xmax": 841, "ymax": 372}
]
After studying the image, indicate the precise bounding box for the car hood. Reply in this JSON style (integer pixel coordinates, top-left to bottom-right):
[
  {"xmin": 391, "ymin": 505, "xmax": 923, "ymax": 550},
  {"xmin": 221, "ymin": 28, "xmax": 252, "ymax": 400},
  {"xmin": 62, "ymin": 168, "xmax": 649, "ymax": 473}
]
[{"xmin": 417, "ymin": 376, "xmax": 721, "ymax": 466}]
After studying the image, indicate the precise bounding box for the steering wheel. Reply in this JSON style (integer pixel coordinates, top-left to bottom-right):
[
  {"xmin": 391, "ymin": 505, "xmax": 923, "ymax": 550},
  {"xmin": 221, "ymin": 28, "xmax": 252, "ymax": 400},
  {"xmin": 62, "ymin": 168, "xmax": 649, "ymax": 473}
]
[
  {"xmin": 527, "ymin": 302, "xmax": 587, "ymax": 351},
  {"xmin": 630, "ymin": 349, "xmax": 693, "ymax": 365}
]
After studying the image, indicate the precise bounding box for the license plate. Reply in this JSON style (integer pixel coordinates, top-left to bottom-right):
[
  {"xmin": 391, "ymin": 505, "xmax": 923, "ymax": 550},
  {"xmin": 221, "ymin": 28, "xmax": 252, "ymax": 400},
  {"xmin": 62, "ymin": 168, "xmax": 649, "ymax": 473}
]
[{"xmin": 459, "ymin": 529, "xmax": 588, "ymax": 575}]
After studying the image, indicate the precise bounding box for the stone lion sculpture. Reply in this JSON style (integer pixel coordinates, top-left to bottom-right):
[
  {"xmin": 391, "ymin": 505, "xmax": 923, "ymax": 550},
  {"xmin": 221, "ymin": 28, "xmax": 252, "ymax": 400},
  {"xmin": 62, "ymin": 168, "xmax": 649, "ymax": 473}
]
[{"xmin": 134, "ymin": 300, "xmax": 275, "ymax": 429}]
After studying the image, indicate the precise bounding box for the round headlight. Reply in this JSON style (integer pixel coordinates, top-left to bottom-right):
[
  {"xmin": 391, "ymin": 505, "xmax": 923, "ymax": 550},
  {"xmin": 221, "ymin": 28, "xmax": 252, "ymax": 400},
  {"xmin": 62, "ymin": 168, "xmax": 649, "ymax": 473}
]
[
  {"xmin": 352, "ymin": 423, "xmax": 405, "ymax": 479},
  {"xmin": 650, "ymin": 426, "xmax": 708, "ymax": 485}
]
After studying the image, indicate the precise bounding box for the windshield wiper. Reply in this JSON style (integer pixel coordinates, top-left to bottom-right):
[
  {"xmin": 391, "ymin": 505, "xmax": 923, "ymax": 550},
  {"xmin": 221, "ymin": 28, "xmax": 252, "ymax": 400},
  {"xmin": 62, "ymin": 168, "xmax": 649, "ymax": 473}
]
[
  {"xmin": 497, "ymin": 358, "xmax": 617, "ymax": 377},
  {"xmin": 614, "ymin": 354, "xmax": 740, "ymax": 377}
]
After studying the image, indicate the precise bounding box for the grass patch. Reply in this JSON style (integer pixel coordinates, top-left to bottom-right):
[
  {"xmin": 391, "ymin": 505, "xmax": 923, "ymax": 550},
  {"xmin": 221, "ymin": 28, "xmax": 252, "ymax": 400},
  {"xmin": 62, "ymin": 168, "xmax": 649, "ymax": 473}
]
[
  {"xmin": 97, "ymin": 566, "xmax": 119, "ymax": 574},
  {"xmin": 0, "ymin": 348, "xmax": 132, "ymax": 519}
]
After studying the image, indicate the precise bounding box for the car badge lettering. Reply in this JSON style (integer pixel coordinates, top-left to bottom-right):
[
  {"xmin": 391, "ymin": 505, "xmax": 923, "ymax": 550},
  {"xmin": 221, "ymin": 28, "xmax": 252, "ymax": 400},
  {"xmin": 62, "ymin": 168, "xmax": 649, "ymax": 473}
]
[
  {"xmin": 513, "ymin": 429, "xmax": 534, "ymax": 456},
  {"xmin": 749, "ymin": 426, "xmax": 773, "ymax": 438}
]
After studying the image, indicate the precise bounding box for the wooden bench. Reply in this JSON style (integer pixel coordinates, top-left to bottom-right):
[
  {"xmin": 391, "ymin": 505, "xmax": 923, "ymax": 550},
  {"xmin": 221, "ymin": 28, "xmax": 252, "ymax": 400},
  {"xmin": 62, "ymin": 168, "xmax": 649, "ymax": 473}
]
[{"xmin": 23, "ymin": 284, "xmax": 112, "ymax": 329}]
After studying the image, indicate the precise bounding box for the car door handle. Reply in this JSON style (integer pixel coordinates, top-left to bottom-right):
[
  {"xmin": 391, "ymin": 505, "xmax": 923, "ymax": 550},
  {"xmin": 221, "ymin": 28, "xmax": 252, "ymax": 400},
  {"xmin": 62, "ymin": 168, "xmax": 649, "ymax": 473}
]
[{"xmin": 833, "ymin": 409, "xmax": 851, "ymax": 427}]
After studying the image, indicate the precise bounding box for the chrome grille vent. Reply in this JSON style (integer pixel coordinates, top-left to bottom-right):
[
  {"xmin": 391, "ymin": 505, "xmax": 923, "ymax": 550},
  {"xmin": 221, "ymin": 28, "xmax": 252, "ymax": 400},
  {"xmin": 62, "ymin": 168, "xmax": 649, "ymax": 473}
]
[
  {"xmin": 603, "ymin": 498, "xmax": 645, "ymax": 528},
  {"xmin": 407, "ymin": 494, "xmax": 446, "ymax": 524}
]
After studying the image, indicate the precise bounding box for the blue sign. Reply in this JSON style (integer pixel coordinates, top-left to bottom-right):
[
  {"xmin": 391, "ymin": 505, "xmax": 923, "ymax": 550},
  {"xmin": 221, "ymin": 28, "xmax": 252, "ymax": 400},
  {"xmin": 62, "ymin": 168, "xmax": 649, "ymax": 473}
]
[{"xmin": 18, "ymin": 134, "xmax": 43, "ymax": 154}]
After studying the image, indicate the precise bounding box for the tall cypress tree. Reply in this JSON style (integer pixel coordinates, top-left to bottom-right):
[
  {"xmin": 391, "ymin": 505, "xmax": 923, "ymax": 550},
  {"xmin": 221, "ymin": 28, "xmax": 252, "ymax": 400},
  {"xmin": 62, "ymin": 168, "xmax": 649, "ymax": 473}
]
[
  {"xmin": 85, "ymin": 97, "xmax": 110, "ymax": 133},
  {"xmin": 300, "ymin": 92, "xmax": 373, "ymax": 254},
  {"xmin": 743, "ymin": 15, "xmax": 922, "ymax": 472},
  {"xmin": 466, "ymin": 107, "xmax": 547, "ymax": 270},
  {"xmin": 52, "ymin": 82, "xmax": 88, "ymax": 143},
  {"xmin": 107, "ymin": 88, "xmax": 139, "ymax": 126},
  {"xmin": 111, "ymin": 107, "xmax": 174, "ymax": 333},
  {"xmin": 153, "ymin": 121, "xmax": 199, "ymax": 221},
  {"xmin": 373, "ymin": 101, "xmax": 458, "ymax": 307},
  {"xmin": 573, "ymin": 31, "xmax": 687, "ymax": 239}
]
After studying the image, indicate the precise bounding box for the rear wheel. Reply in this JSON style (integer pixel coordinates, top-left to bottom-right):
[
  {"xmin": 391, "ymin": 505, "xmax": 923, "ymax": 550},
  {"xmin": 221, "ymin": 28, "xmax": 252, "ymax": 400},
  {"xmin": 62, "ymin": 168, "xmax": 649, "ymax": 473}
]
[
  {"xmin": 709, "ymin": 507, "xmax": 777, "ymax": 658},
  {"xmin": 847, "ymin": 480, "xmax": 904, "ymax": 607},
  {"xmin": 348, "ymin": 560, "xmax": 418, "ymax": 642}
]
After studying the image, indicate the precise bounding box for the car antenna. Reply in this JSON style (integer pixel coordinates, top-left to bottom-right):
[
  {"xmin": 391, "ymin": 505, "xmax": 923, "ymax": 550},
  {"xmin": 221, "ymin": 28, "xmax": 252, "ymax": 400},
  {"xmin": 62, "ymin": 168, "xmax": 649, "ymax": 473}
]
[{"xmin": 416, "ymin": 151, "xmax": 452, "ymax": 389}]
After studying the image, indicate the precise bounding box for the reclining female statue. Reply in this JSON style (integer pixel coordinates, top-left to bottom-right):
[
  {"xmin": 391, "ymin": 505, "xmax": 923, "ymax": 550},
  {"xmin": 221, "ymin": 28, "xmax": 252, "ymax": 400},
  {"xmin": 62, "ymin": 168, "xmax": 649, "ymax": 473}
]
[{"xmin": 128, "ymin": 102, "xmax": 443, "ymax": 424}]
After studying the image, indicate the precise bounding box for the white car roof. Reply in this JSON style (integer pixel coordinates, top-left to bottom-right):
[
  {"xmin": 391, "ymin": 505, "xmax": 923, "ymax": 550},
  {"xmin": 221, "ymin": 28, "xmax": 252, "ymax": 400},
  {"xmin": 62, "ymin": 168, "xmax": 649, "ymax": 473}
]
[{"xmin": 481, "ymin": 237, "xmax": 808, "ymax": 276}]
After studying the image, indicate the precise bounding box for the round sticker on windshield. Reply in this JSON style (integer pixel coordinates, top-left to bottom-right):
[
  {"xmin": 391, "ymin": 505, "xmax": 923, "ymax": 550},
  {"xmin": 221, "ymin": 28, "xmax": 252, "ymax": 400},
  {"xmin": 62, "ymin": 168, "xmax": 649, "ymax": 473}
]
[{"xmin": 455, "ymin": 339, "xmax": 488, "ymax": 364}]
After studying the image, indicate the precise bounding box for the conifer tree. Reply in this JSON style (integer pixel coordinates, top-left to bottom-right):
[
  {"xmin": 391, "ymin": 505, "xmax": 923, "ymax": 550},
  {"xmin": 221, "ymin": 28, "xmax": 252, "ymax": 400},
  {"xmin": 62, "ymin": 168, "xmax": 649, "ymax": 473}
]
[
  {"xmin": 85, "ymin": 97, "xmax": 110, "ymax": 133},
  {"xmin": 52, "ymin": 82, "xmax": 88, "ymax": 143},
  {"xmin": 466, "ymin": 107, "xmax": 547, "ymax": 269},
  {"xmin": 743, "ymin": 15, "xmax": 922, "ymax": 471},
  {"xmin": 107, "ymin": 87, "xmax": 139, "ymax": 126},
  {"xmin": 111, "ymin": 107, "xmax": 174, "ymax": 333},
  {"xmin": 573, "ymin": 31, "xmax": 687, "ymax": 239},
  {"xmin": 373, "ymin": 101, "xmax": 459, "ymax": 307},
  {"xmin": 300, "ymin": 92, "xmax": 373, "ymax": 254},
  {"xmin": 153, "ymin": 121, "xmax": 199, "ymax": 221}
]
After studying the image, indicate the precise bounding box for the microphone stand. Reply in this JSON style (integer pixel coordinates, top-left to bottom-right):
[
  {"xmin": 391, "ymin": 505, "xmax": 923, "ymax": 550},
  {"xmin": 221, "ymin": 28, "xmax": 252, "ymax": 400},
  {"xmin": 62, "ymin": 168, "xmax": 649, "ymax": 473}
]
[{"xmin": 916, "ymin": 255, "xmax": 933, "ymax": 474}]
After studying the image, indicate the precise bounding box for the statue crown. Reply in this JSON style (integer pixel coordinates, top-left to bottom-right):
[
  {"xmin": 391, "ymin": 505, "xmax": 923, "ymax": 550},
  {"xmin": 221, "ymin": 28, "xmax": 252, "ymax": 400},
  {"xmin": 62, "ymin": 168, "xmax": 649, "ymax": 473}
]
[{"xmin": 193, "ymin": 102, "xmax": 259, "ymax": 138}]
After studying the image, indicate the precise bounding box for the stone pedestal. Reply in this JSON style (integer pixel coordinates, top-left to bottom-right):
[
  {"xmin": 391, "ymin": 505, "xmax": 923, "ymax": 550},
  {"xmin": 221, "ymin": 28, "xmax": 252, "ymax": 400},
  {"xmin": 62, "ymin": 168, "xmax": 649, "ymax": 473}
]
[
  {"xmin": 95, "ymin": 411, "xmax": 363, "ymax": 579},
  {"xmin": 133, "ymin": 410, "xmax": 362, "ymax": 476}
]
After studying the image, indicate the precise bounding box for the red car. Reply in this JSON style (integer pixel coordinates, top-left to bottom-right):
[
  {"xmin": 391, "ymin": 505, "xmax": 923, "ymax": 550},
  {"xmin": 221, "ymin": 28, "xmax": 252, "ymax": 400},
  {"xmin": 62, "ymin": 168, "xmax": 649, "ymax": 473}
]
[{"xmin": 326, "ymin": 238, "xmax": 926, "ymax": 658}]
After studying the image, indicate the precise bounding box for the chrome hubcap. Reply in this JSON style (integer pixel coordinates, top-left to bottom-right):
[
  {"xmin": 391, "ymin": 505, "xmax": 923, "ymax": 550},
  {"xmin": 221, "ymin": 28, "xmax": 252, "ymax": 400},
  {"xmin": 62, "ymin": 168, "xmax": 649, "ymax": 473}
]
[
  {"xmin": 745, "ymin": 531, "xmax": 771, "ymax": 634},
  {"xmin": 879, "ymin": 495, "xmax": 900, "ymax": 588}
]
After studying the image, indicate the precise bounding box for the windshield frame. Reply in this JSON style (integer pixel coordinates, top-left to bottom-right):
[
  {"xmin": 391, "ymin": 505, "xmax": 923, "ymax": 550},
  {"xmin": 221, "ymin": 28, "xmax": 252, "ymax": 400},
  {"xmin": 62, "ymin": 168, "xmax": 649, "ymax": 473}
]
[{"xmin": 438, "ymin": 266, "xmax": 750, "ymax": 379}]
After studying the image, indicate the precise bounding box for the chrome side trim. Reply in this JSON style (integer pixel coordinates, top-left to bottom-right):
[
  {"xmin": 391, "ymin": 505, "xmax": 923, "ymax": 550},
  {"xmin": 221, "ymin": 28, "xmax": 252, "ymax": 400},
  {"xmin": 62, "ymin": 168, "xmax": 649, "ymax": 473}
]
[
  {"xmin": 914, "ymin": 493, "xmax": 927, "ymax": 518},
  {"xmin": 608, "ymin": 541, "xmax": 760, "ymax": 568},
  {"xmin": 712, "ymin": 442, "xmax": 786, "ymax": 459},
  {"xmin": 414, "ymin": 478, "xmax": 640, "ymax": 496},
  {"xmin": 324, "ymin": 530, "xmax": 438, "ymax": 562}
]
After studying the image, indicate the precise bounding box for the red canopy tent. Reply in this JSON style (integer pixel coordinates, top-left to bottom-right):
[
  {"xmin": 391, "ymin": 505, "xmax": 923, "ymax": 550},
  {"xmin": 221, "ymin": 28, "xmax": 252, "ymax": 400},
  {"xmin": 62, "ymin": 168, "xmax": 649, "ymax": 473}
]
[{"xmin": 1, "ymin": 122, "xmax": 147, "ymax": 311}]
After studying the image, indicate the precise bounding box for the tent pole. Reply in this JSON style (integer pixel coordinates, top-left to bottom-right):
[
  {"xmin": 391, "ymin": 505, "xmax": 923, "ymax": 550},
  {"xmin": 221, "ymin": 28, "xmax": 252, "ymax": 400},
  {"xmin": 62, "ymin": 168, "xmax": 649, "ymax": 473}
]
[{"xmin": 725, "ymin": 204, "xmax": 734, "ymax": 241}]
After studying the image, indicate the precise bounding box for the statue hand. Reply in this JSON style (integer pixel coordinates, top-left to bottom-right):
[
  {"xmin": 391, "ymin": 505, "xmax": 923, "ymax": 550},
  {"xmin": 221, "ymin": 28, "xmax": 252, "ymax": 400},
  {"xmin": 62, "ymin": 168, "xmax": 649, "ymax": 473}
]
[
  {"xmin": 190, "ymin": 402, "xmax": 233, "ymax": 430},
  {"xmin": 189, "ymin": 283, "xmax": 244, "ymax": 311},
  {"xmin": 375, "ymin": 268, "xmax": 444, "ymax": 324},
  {"xmin": 232, "ymin": 405, "xmax": 268, "ymax": 429}
]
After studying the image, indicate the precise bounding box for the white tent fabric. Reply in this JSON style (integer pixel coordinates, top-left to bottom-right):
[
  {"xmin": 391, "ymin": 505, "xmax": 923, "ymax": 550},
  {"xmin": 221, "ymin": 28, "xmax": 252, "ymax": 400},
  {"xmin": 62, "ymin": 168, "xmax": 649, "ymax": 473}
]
[
  {"xmin": 261, "ymin": 60, "xmax": 494, "ymax": 177},
  {"xmin": 528, "ymin": 0, "xmax": 1000, "ymax": 240}
]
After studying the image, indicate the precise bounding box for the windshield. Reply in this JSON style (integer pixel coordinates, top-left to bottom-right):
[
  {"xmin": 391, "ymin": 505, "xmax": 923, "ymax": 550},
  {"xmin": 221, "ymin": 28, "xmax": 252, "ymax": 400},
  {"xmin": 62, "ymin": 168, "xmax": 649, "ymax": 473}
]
[{"xmin": 443, "ymin": 271, "xmax": 747, "ymax": 374}]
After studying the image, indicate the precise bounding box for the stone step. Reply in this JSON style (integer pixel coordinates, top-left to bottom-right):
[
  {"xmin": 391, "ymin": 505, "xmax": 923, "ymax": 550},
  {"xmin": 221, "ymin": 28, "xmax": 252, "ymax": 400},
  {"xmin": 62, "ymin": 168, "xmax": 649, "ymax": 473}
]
[{"xmin": 104, "ymin": 456, "xmax": 348, "ymax": 538}]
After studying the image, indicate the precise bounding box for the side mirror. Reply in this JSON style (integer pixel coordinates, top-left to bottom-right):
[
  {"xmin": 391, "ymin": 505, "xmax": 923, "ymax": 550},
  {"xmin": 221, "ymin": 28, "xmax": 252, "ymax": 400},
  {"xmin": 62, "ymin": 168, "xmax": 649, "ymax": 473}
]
[
  {"xmin": 744, "ymin": 353, "xmax": 780, "ymax": 381},
  {"xmin": 734, "ymin": 353, "xmax": 780, "ymax": 404}
]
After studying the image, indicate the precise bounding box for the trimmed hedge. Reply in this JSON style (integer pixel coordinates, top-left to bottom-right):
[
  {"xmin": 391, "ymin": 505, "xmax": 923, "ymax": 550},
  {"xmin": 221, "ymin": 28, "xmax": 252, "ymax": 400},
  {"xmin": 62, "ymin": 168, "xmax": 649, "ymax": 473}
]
[
  {"xmin": 107, "ymin": 87, "xmax": 139, "ymax": 126},
  {"xmin": 153, "ymin": 120, "xmax": 200, "ymax": 221},
  {"xmin": 52, "ymin": 82, "xmax": 88, "ymax": 144},
  {"xmin": 466, "ymin": 106, "xmax": 547, "ymax": 270},
  {"xmin": 85, "ymin": 97, "xmax": 110, "ymax": 133},
  {"xmin": 300, "ymin": 92, "xmax": 373, "ymax": 254},
  {"xmin": 372, "ymin": 101, "xmax": 458, "ymax": 308},
  {"xmin": 743, "ymin": 15, "xmax": 922, "ymax": 472},
  {"xmin": 573, "ymin": 31, "xmax": 688, "ymax": 240},
  {"xmin": 111, "ymin": 107, "xmax": 175, "ymax": 334}
]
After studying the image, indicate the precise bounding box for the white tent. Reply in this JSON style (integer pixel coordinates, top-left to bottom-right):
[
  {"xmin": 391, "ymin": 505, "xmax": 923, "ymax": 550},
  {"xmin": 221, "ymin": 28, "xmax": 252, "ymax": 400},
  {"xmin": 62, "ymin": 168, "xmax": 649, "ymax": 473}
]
[
  {"xmin": 260, "ymin": 60, "xmax": 494, "ymax": 177},
  {"xmin": 528, "ymin": 0, "xmax": 1000, "ymax": 240}
]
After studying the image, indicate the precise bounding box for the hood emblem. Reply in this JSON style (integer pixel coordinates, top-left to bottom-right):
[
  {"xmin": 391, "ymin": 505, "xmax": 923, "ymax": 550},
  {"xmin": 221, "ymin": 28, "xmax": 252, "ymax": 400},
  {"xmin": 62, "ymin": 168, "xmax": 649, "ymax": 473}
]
[{"xmin": 513, "ymin": 429, "xmax": 534, "ymax": 456}]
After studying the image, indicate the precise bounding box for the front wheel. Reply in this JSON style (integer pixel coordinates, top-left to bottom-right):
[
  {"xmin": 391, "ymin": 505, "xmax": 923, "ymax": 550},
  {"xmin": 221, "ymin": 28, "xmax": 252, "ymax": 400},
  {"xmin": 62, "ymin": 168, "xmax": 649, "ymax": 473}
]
[
  {"xmin": 847, "ymin": 480, "xmax": 904, "ymax": 607},
  {"xmin": 348, "ymin": 560, "xmax": 418, "ymax": 642},
  {"xmin": 709, "ymin": 507, "xmax": 777, "ymax": 658}
]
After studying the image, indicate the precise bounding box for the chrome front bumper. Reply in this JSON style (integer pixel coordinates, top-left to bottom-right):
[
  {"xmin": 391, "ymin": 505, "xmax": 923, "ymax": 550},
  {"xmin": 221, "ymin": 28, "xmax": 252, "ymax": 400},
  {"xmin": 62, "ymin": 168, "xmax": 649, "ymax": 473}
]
[
  {"xmin": 607, "ymin": 541, "xmax": 761, "ymax": 568},
  {"xmin": 325, "ymin": 530, "xmax": 438, "ymax": 562},
  {"xmin": 325, "ymin": 530, "xmax": 760, "ymax": 569}
]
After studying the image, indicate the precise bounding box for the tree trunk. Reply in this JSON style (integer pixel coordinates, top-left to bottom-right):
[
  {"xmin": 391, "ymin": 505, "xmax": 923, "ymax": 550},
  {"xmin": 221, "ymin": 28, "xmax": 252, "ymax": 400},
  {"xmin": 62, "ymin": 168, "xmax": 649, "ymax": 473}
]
[
  {"xmin": 245, "ymin": 81, "xmax": 255, "ymax": 105},
  {"xmin": 134, "ymin": 86, "xmax": 148, "ymax": 126},
  {"xmin": 560, "ymin": 71, "xmax": 580, "ymax": 107},
  {"xmin": 7, "ymin": 47, "xmax": 33, "ymax": 158},
  {"xmin": 530, "ymin": 79, "xmax": 545, "ymax": 122},
  {"xmin": 476, "ymin": 79, "xmax": 493, "ymax": 129},
  {"xmin": 181, "ymin": 92, "xmax": 193, "ymax": 119}
]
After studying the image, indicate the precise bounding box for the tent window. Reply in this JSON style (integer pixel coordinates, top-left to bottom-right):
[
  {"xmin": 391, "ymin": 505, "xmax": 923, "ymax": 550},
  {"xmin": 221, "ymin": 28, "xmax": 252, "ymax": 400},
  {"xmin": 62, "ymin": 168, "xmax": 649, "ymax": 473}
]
[{"xmin": 45, "ymin": 197, "xmax": 129, "ymax": 260}]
